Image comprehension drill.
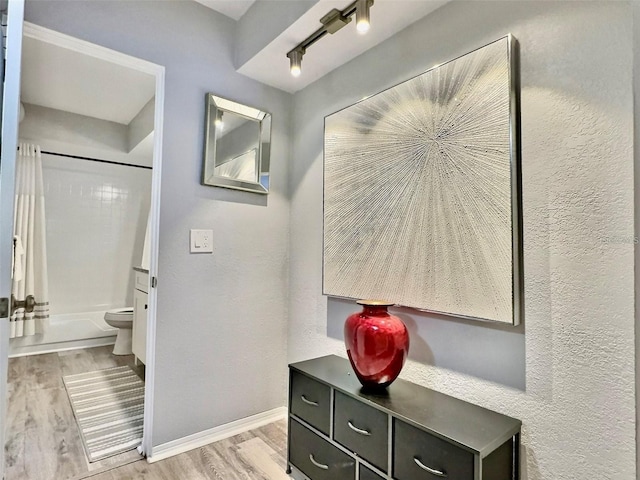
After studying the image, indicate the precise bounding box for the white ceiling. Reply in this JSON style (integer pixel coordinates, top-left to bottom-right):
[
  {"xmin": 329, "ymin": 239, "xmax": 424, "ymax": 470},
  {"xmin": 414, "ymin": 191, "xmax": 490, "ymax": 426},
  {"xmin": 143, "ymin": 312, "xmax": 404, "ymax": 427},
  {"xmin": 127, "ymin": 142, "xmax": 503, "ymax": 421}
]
[
  {"xmin": 193, "ymin": 0, "xmax": 256, "ymax": 20},
  {"xmin": 21, "ymin": 36, "xmax": 155, "ymax": 125}
]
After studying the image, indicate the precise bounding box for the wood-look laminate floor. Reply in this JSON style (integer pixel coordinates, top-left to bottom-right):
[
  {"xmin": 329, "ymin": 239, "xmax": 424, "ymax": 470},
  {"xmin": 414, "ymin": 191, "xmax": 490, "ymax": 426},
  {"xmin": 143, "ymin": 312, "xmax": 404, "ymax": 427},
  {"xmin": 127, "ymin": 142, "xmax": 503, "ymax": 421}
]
[
  {"xmin": 86, "ymin": 420, "xmax": 289, "ymax": 480},
  {"xmin": 5, "ymin": 346, "xmax": 290, "ymax": 480},
  {"xmin": 5, "ymin": 346, "xmax": 145, "ymax": 480}
]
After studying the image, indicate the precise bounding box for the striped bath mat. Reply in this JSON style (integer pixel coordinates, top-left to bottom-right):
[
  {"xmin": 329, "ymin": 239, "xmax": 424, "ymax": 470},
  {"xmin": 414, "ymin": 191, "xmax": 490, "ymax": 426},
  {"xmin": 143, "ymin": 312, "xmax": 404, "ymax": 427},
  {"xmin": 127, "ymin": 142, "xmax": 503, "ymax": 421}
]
[{"xmin": 63, "ymin": 366, "xmax": 145, "ymax": 462}]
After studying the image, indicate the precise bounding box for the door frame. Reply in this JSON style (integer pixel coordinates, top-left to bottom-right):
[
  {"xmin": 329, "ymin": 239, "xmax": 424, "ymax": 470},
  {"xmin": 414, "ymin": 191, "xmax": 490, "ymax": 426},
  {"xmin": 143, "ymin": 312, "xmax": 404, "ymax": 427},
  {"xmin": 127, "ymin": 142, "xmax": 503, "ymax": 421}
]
[
  {"xmin": 0, "ymin": 1, "xmax": 25, "ymax": 477},
  {"xmin": 21, "ymin": 22, "xmax": 164, "ymax": 457}
]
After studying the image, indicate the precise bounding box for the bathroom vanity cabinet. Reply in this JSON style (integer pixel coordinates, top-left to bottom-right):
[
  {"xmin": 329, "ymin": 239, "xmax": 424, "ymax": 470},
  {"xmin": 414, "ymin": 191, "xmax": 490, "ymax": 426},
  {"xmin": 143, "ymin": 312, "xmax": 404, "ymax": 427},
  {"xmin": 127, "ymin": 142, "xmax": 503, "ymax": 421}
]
[
  {"xmin": 132, "ymin": 268, "xmax": 148, "ymax": 364},
  {"xmin": 287, "ymin": 355, "xmax": 521, "ymax": 480}
]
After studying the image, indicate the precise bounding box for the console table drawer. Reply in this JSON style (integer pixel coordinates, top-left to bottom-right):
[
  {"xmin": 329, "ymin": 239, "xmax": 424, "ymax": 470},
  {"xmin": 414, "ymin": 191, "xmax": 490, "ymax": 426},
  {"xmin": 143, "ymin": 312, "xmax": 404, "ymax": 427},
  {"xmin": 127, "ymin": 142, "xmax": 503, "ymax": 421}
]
[
  {"xmin": 290, "ymin": 371, "xmax": 331, "ymax": 435},
  {"xmin": 393, "ymin": 419, "xmax": 474, "ymax": 480},
  {"xmin": 334, "ymin": 391, "xmax": 388, "ymax": 472},
  {"xmin": 290, "ymin": 419, "xmax": 355, "ymax": 480}
]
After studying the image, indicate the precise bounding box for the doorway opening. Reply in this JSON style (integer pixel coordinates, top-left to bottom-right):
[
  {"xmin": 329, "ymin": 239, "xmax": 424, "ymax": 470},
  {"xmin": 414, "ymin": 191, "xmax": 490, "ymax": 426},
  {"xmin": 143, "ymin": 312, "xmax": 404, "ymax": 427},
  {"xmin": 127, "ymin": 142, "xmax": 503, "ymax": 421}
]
[{"xmin": 4, "ymin": 23, "xmax": 163, "ymax": 480}]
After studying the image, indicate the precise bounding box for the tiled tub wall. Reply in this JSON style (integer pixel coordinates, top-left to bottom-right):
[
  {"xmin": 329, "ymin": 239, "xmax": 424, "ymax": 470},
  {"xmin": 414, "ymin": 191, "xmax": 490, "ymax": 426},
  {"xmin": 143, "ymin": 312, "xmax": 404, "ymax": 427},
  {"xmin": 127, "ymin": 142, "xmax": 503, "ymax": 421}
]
[{"xmin": 42, "ymin": 153, "xmax": 151, "ymax": 315}]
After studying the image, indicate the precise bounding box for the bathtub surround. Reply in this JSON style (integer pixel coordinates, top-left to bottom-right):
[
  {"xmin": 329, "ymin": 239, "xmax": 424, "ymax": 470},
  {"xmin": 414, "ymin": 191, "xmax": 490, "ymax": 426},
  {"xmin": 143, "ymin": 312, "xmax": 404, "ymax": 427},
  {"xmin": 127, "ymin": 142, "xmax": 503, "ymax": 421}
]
[
  {"xmin": 28, "ymin": 150, "xmax": 152, "ymax": 171},
  {"xmin": 11, "ymin": 143, "xmax": 49, "ymax": 338},
  {"xmin": 41, "ymin": 154, "xmax": 151, "ymax": 316}
]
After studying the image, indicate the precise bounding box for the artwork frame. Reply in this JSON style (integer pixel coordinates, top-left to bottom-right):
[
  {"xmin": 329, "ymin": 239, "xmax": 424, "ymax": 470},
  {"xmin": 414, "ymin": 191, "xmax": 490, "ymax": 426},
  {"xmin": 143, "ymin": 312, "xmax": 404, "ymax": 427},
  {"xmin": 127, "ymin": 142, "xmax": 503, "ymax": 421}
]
[{"xmin": 322, "ymin": 35, "xmax": 522, "ymax": 325}]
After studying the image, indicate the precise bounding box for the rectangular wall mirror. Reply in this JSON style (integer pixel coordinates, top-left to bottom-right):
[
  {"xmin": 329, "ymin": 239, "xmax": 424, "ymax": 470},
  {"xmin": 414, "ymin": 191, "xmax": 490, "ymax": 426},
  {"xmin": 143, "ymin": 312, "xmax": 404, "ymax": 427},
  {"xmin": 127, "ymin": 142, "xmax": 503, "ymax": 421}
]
[{"xmin": 203, "ymin": 94, "xmax": 271, "ymax": 194}]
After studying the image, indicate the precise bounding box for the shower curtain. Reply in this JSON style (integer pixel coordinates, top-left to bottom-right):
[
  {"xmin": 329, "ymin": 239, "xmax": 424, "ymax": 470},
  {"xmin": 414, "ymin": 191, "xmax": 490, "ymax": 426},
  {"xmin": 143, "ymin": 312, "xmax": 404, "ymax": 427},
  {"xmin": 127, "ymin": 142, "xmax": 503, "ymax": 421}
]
[{"xmin": 11, "ymin": 143, "xmax": 49, "ymax": 338}]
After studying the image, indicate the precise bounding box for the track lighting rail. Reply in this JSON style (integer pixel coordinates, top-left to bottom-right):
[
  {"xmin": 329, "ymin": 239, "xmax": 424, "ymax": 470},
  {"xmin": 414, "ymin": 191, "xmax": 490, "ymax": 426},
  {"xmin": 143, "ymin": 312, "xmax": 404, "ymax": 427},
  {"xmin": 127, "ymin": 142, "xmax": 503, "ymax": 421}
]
[{"xmin": 286, "ymin": 0, "xmax": 373, "ymax": 77}]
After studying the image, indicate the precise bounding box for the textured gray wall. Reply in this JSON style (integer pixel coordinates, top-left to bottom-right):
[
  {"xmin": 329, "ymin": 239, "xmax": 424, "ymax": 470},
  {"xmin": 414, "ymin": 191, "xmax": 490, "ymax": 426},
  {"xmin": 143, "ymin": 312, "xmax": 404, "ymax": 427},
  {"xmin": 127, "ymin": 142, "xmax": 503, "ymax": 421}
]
[
  {"xmin": 25, "ymin": 0, "xmax": 291, "ymax": 447},
  {"xmin": 634, "ymin": 3, "xmax": 640, "ymax": 475},
  {"xmin": 289, "ymin": 2, "xmax": 635, "ymax": 479}
]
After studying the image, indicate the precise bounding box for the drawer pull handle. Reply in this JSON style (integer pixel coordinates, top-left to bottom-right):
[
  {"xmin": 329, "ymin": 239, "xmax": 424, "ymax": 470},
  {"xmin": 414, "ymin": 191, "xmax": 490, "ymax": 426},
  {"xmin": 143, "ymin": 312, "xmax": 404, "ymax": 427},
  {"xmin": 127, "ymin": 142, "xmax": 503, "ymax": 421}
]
[
  {"xmin": 300, "ymin": 395, "xmax": 319, "ymax": 407},
  {"xmin": 309, "ymin": 454, "xmax": 329, "ymax": 470},
  {"xmin": 414, "ymin": 457, "xmax": 447, "ymax": 477},
  {"xmin": 347, "ymin": 420, "xmax": 371, "ymax": 436}
]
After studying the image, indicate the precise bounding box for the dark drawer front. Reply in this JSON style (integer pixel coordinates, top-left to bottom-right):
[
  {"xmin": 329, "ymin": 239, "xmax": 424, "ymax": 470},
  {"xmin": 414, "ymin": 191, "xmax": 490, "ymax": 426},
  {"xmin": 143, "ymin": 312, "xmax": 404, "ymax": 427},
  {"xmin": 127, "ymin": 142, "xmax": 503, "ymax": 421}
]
[
  {"xmin": 290, "ymin": 371, "xmax": 331, "ymax": 435},
  {"xmin": 334, "ymin": 391, "xmax": 388, "ymax": 472},
  {"xmin": 360, "ymin": 465, "xmax": 385, "ymax": 480},
  {"xmin": 393, "ymin": 419, "xmax": 474, "ymax": 480},
  {"xmin": 290, "ymin": 419, "xmax": 355, "ymax": 480}
]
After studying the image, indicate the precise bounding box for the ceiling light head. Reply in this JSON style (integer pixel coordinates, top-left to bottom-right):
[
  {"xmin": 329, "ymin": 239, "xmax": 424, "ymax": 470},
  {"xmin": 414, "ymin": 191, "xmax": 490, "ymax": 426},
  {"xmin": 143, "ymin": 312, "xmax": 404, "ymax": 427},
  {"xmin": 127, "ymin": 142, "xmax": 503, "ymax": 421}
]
[
  {"xmin": 356, "ymin": 19, "xmax": 370, "ymax": 34},
  {"xmin": 287, "ymin": 48, "xmax": 304, "ymax": 78},
  {"xmin": 356, "ymin": 0, "xmax": 373, "ymax": 35}
]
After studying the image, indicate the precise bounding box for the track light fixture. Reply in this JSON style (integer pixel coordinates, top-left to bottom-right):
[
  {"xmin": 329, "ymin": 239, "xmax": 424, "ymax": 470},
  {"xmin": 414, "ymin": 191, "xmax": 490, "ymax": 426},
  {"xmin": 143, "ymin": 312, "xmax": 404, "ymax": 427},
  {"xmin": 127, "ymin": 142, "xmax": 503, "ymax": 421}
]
[
  {"xmin": 286, "ymin": 0, "xmax": 374, "ymax": 77},
  {"xmin": 287, "ymin": 47, "xmax": 304, "ymax": 77},
  {"xmin": 356, "ymin": 0, "xmax": 371, "ymax": 34}
]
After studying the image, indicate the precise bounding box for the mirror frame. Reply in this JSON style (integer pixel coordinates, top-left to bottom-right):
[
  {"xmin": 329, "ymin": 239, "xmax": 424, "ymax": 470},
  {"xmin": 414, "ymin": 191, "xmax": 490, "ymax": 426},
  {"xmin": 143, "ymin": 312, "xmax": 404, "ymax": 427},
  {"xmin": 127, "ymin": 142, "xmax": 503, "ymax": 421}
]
[{"xmin": 202, "ymin": 93, "xmax": 271, "ymax": 194}]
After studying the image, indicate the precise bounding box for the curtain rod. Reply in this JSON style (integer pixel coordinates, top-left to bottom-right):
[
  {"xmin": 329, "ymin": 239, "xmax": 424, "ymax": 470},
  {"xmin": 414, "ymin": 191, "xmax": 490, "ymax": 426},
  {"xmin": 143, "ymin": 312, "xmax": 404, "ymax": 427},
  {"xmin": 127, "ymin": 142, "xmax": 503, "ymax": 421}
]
[{"xmin": 17, "ymin": 147, "xmax": 152, "ymax": 170}]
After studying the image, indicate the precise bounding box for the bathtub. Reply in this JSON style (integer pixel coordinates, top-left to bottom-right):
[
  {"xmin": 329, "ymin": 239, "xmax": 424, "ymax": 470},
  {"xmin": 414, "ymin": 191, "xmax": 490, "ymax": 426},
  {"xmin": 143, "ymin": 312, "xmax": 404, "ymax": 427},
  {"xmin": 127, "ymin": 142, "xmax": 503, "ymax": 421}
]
[{"xmin": 9, "ymin": 310, "xmax": 118, "ymax": 357}]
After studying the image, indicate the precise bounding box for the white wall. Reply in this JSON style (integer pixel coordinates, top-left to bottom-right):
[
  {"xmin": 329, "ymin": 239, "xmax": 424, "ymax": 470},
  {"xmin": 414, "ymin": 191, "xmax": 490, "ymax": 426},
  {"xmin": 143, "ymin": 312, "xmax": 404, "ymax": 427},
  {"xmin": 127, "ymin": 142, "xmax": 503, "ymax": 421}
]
[
  {"xmin": 20, "ymin": 102, "xmax": 152, "ymax": 167},
  {"xmin": 24, "ymin": 0, "xmax": 291, "ymax": 447},
  {"xmin": 128, "ymin": 98, "xmax": 154, "ymax": 153},
  {"xmin": 21, "ymin": 103, "xmax": 128, "ymax": 152},
  {"xmin": 289, "ymin": 2, "xmax": 635, "ymax": 480}
]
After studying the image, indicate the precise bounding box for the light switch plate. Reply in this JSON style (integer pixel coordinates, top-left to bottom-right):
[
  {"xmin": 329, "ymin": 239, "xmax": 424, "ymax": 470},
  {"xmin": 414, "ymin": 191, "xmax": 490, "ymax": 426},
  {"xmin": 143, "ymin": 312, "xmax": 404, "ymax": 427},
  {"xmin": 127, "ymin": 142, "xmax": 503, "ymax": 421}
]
[{"xmin": 190, "ymin": 229, "xmax": 213, "ymax": 253}]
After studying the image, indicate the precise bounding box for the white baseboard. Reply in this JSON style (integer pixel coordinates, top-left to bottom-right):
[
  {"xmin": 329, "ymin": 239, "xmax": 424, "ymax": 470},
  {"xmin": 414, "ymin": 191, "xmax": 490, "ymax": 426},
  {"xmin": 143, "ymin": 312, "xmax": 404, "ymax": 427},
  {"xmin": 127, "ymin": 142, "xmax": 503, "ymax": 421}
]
[{"xmin": 147, "ymin": 406, "xmax": 287, "ymax": 463}]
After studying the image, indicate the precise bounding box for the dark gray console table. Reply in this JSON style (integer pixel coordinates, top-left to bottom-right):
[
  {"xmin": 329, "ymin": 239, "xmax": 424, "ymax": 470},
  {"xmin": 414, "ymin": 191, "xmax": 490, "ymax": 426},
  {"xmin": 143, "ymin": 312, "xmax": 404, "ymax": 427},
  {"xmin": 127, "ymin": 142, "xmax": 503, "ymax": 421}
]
[{"xmin": 287, "ymin": 355, "xmax": 521, "ymax": 480}]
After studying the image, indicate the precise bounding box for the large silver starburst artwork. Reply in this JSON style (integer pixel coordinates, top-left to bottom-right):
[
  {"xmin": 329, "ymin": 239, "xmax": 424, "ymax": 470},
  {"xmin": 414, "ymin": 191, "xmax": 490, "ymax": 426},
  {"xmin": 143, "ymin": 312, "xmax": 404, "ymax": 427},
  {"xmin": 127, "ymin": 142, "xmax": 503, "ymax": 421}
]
[{"xmin": 323, "ymin": 36, "xmax": 521, "ymax": 324}]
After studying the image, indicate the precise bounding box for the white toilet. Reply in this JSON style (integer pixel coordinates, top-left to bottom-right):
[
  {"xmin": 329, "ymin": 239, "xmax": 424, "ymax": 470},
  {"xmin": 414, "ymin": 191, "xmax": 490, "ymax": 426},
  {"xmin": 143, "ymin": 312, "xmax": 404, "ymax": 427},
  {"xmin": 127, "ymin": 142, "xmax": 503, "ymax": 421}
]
[{"xmin": 104, "ymin": 308, "xmax": 134, "ymax": 355}]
